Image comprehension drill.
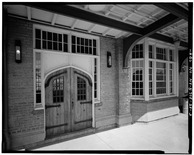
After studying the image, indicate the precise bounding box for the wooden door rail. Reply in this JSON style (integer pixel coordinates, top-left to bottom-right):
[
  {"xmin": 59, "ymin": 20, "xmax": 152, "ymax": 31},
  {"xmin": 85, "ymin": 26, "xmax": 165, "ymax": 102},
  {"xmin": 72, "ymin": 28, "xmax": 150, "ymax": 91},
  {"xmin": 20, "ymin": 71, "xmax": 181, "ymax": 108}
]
[
  {"xmin": 45, "ymin": 104, "xmax": 61, "ymax": 109},
  {"xmin": 80, "ymin": 101, "xmax": 92, "ymax": 104},
  {"xmin": 74, "ymin": 118, "xmax": 92, "ymax": 124},
  {"xmin": 46, "ymin": 123, "xmax": 68, "ymax": 130}
]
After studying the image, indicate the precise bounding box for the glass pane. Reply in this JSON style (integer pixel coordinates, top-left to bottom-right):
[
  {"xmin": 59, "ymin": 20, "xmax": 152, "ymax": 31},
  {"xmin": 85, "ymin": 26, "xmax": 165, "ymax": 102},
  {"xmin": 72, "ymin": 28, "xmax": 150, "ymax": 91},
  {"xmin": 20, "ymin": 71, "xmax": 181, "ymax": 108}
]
[
  {"xmin": 53, "ymin": 42, "xmax": 57, "ymax": 50},
  {"xmin": 89, "ymin": 40, "xmax": 92, "ymax": 46},
  {"xmin": 59, "ymin": 43, "xmax": 62, "ymax": 51},
  {"xmin": 72, "ymin": 45, "xmax": 76, "ymax": 53},
  {"xmin": 48, "ymin": 32, "xmax": 52, "ymax": 40},
  {"xmin": 72, "ymin": 36, "xmax": 76, "ymax": 44},
  {"xmin": 59, "ymin": 34, "xmax": 62, "ymax": 42},
  {"xmin": 36, "ymin": 29, "xmax": 41, "ymax": 39},
  {"xmin": 43, "ymin": 40, "xmax": 46, "ymax": 49},
  {"xmin": 93, "ymin": 48, "xmax": 96, "ymax": 55},
  {"xmin": 53, "ymin": 33, "xmax": 57, "ymax": 41},
  {"xmin": 81, "ymin": 38, "xmax": 84, "ymax": 45},
  {"xmin": 42, "ymin": 31, "xmax": 46, "ymax": 39},
  {"xmin": 36, "ymin": 39, "xmax": 41, "ymax": 49},
  {"xmin": 63, "ymin": 34, "xmax": 68, "ymax": 43},
  {"xmin": 64, "ymin": 44, "xmax": 68, "ymax": 52},
  {"xmin": 77, "ymin": 37, "xmax": 80, "ymax": 44},
  {"xmin": 93, "ymin": 40, "xmax": 96, "ymax": 47},
  {"xmin": 48, "ymin": 41, "xmax": 52, "ymax": 50}
]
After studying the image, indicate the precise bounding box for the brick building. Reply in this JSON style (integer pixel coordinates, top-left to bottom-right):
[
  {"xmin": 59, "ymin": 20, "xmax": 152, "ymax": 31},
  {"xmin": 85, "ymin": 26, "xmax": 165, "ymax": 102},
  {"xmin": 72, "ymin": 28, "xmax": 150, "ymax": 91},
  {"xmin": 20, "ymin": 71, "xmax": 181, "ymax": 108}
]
[{"xmin": 2, "ymin": 3, "xmax": 191, "ymax": 150}]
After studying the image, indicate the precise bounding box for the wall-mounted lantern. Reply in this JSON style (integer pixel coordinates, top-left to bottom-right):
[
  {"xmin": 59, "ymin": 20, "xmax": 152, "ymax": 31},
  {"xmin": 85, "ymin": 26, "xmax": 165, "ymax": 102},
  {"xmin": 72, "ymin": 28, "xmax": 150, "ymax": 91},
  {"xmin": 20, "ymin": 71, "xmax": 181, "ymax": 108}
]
[
  {"xmin": 15, "ymin": 40, "xmax": 22, "ymax": 63},
  {"xmin": 107, "ymin": 51, "xmax": 112, "ymax": 68}
]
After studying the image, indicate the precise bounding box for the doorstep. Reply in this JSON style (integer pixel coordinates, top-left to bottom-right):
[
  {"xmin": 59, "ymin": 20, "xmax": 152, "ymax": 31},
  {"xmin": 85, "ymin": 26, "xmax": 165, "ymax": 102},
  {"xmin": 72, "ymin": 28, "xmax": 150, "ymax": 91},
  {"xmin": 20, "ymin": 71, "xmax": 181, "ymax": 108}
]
[{"xmin": 24, "ymin": 128, "xmax": 96, "ymax": 150}]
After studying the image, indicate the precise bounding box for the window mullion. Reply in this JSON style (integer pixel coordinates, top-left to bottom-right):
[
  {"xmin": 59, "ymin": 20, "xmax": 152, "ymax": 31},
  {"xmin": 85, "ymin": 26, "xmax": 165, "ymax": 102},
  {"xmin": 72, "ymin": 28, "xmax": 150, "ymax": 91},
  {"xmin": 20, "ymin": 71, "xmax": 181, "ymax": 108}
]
[
  {"xmin": 144, "ymin": 39, "xmax": 149, "ymax": 101},
  {"xmin": 153, "ymin": 44, "xmax": 157, "ymax": 97},
  {"xmin": 69, "ymin": 33, "xmax": 72, "ymax": 53},
  {"xmin": 166, "ymin": 62, "xmax": 170, "ymax": 95}
]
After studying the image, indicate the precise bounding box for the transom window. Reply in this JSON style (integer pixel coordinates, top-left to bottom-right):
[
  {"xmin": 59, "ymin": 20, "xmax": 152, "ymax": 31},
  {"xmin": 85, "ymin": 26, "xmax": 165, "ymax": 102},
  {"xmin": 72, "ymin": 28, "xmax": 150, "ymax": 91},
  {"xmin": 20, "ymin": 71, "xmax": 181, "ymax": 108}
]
[
  {"xmin": 72, "ymin": 35, "xmax": 97, "ymax": 55},
  {"xmin": 35, "ymin": 28, "xmax": 98, "ymax": 56},
  {"xmin": 53, "ymin": 77, "xmax": 64, "ymax": 103},
  {"xmin": 131, "ymin": 42, "xmax": 176, "ymax": 99},
  {"xmin": 77, "ymin": 77, "xmax": 86, "ymax": 101},
  {"xmin": 156, "ymin": 47, "xmax": 167, "ymax": 60},
  {"xmin": 35, "ymin": 29, "xmax": 67, "ymax": 52}
]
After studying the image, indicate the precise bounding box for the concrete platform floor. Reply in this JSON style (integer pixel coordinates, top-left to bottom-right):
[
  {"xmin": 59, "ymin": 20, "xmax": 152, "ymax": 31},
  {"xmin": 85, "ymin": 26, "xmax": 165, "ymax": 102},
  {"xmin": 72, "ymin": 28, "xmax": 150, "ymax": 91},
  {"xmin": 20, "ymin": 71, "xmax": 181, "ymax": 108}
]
[{"xmin": 35, "ymin": 114, "xmax": 189, "ymax": 153}]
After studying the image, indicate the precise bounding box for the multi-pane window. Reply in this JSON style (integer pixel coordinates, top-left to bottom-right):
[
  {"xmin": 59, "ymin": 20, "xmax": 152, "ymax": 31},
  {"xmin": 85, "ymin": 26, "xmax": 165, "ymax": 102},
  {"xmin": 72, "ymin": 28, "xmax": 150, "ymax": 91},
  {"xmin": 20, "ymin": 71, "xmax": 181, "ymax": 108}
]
[
  {"xmin": 169, "ymin": 63, "xmax": 173, "ymax": 94},
  {"xmin": 53, "ymin": 77, "xmax": 64, "ymax": 103},
  {"xmin": 35, "ymin": 29, "xmax": 41, "ymax": 49},
  {"xmin": 42, "ymin": 31, "xmax": 64, "ymax": 51},
  {"xmin": 132, "ymin": 42, "xmax": 176, "ymax": 99},
  {"xmin": 132, "ymin": 44, "xmax": 143, "ymax": 59},
  {"xmin": 72, "ymin": 35, "xmax": 97, "ymax": 55},
  {"xmin": 156, "ymin": 62, "xmax": 166, "ymax": 94},
  {"xmin": 131, "ymin": 44, "xmax": 144, "ymax": 96},
  {"xmin": 149, "ymin": 61, "xmax": 153, "ymax": 95},
  {"xmin": 94, "ymin": 58, "xmax": 97, "ymax": 98},
  {"xmin": 35, "ymin": 29, "xmax": 67, "ymax": 52},
  {"xmin": 156, "ymin": 47, "xmax": 167, "ymax": 60},
  {"xmin": 35, "ymin": 52, "xmax": 41, "ymax": 103},
  {"xmin": 132, "ymin": 60, "xmax": 143, "ymax": 96},
  {"xmin": 77, "ymin": 77, "xmax": 86, "ymax": 101},
  {"xmin": 35, "ymin": 28, "xmax": 98, "ymax": 56}
]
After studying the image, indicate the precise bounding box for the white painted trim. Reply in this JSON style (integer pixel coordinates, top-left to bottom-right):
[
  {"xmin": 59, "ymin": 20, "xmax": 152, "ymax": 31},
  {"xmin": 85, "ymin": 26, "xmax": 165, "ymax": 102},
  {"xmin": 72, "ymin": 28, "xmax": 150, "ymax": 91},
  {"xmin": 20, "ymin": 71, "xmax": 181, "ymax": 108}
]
[
  {"xmin": 34, "ymin": 49, "xmax": 99, "ymax": 58},
  {"xmin": 144, "ymin": 38, "xmax": 149, "ymax": 101},
  {"xmin": 33, "ymin": 24, "xmax": 99, "ymax": 40},
  {"xmin": 131, "ymin": 40, "xmax": 178, "ymax": 100},
  {"xmin": 43, "ymin": 66, "xmax": 95, "ymax": 128}
]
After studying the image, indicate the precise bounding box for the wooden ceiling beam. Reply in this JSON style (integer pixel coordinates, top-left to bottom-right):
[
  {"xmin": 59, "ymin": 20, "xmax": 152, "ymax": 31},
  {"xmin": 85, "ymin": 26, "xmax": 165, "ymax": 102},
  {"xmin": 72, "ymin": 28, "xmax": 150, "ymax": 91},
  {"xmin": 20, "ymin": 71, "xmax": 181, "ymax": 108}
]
[
  {"xmin": 155, "ymin": 3, "xmax": 188, "ymax": 21},
  {"xmin": 26, "ymin": 3, "xmax": 142, "ymax": 35}
]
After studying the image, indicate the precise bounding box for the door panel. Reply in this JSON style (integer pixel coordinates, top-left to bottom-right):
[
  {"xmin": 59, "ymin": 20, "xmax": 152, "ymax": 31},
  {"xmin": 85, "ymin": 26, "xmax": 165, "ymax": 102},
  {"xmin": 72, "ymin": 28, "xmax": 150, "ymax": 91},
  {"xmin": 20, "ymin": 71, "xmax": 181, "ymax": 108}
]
[
  {"xmin": 45, "ymin": 69, "xmax": 70, "ymax": 137},
  {"xmin": 71, "ymin": 69, "xmax": 92, "ymax": 132},
  {"xmin": 45, "ymin": 68, "xmax": 92, "ymax": 137}
]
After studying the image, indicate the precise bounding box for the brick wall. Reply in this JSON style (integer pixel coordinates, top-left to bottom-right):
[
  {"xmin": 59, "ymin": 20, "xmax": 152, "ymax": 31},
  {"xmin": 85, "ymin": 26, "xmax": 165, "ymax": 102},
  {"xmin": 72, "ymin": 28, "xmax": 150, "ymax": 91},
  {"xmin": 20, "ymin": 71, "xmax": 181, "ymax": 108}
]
[
  {"xmin": 95, "ymin": 37, "xmax": 132, "ymax": 128},
  {"xmin": 131, "ymin": 97, "xmax": 179, "ymax": 122},
  {"xmin": 95, "ymin": 37, "xmax": 118, "ymax": 119},
  {"xmin": 116, "ymin": 39, "xmax": 131, "ymax": 115},
  {"xmin": 7, "ymin": 17, "xmax": 44, "ymax": 139}
]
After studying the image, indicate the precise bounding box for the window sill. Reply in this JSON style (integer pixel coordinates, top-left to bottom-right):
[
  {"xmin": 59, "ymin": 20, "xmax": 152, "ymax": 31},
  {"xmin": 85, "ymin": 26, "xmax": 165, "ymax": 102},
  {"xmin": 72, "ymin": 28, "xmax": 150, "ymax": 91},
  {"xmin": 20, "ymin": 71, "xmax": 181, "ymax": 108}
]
[
  {"xmin": 34, "ymin": 103, "xmax": 44, "ymax": 110},
  {"xmin": 94, "ymin": 100, "xmax": 102, "ymax": 107},
  {"xmin": 131, "ymin": 95, "xmax": 178, "ymax": 103}
]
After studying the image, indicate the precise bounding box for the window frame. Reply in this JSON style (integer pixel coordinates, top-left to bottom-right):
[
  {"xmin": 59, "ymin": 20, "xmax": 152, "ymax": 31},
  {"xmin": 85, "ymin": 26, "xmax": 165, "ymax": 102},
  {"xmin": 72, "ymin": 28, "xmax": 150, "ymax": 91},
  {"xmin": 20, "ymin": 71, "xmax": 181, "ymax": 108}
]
[
  {"xmin": 131, "ymin": 39, "xmax": 177, "ymax": 100},
  {"xmin": 33, "ymin": 24, "xmax": 101, "ymax": 109}
]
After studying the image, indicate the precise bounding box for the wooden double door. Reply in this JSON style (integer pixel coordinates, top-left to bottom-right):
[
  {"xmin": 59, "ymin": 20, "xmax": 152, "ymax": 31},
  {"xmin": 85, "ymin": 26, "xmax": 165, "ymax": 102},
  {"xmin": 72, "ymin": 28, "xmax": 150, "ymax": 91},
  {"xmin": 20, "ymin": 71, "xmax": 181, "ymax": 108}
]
[{"xmin": 45, "ymin": 68, "xmax": 92, "ymax": 137}]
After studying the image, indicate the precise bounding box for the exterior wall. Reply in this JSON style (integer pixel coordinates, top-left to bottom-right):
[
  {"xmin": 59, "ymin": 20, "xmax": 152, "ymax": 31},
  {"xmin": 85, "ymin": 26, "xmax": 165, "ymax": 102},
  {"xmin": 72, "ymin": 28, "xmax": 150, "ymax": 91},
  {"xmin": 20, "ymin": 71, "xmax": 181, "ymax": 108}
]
[
  {"xmin": 7, "ymin": 17, "xmax": 44, "ymax": 149},
  {"xmin": 5, "ymin": 16, "xmax": 180, "ymax": 150},
  {"xmin": 179, "ymin": 58, "xmax": 188, "ymax": 112},
  {"xmin": 95, "ymin": 37, "xmax": 118, "ymax": 129},
  {"xmin": 131, "ymin": 97, "xmax": 179, "ymax": 122},
  {"xmin": 116, "ymin": 39, "xmax": 132, "ymax": 126}
]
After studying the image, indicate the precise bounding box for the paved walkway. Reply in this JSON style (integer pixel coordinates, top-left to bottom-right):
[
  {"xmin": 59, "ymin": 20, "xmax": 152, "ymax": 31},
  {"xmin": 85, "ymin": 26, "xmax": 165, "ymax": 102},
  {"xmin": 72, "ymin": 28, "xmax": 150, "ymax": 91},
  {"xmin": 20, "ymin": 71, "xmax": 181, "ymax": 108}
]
[{"xmin": 35, "ymin": 114, "xmax": 189, "ymax": 153}]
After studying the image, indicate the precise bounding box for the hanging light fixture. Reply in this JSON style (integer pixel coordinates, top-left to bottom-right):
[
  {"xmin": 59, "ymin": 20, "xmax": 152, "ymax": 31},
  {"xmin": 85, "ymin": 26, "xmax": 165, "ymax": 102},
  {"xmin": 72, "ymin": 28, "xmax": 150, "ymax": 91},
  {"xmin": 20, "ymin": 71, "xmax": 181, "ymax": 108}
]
[{"xmin": 15, "ymin": 40, "xmax": 22, "ymax": 63}]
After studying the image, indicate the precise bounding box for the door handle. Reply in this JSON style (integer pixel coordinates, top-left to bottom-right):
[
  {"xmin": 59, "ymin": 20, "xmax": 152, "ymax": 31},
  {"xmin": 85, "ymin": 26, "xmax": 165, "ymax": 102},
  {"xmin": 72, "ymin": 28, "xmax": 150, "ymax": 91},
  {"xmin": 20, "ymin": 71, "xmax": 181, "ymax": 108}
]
[{"xmin": 72, "ymin": 101, "xmax": 74, "ymax": 109}]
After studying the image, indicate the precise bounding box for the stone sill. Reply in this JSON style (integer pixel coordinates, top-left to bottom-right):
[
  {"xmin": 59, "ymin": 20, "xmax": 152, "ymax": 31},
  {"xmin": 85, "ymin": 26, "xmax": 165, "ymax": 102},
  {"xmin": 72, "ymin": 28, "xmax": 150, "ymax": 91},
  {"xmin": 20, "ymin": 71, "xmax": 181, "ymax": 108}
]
[{"xmin": 131, "ymin": 96, "xmax": 179, "ymax": 104}]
